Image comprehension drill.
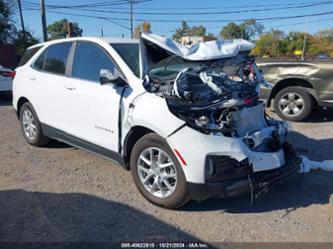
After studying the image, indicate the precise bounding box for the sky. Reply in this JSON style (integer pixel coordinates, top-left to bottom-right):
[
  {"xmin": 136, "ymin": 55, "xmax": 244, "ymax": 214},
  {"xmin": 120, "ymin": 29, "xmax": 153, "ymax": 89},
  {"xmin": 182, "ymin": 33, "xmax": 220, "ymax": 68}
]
[{"xmin": 17, "ymin": 0, "xmax": 333, "ymax": 40}]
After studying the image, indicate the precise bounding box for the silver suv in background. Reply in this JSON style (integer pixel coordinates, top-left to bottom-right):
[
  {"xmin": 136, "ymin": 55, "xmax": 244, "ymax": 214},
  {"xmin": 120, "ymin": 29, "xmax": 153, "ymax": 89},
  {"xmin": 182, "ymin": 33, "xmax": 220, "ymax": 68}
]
[{"xmin": 258, "ymin": 59, "xmax": 333, "ymax": 121}]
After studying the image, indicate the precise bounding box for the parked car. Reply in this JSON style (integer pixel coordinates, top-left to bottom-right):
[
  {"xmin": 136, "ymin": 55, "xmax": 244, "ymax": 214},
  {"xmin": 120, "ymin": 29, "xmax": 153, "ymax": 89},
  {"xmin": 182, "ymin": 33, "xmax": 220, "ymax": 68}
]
[
  {"xmin": 0, "ymin": 65, "xmax": 14, "ymax": 94},
  {"xmin": 258, "ymin": 59, "xmax": 333, "ymax": 121},
  {"xmin": 12, "ymin": 34, "xmax": 301, "ymax": 208}
]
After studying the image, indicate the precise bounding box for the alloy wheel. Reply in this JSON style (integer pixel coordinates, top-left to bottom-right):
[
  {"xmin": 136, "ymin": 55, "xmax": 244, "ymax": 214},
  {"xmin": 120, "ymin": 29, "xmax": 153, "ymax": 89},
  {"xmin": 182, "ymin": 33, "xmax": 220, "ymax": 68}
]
[
  {"xmin": 278, "ymin": 92, "xmax": 305, "ymax": 117},
  {"xmin": 22, "ymin": 109, "xmax": 37, "ymax": 140},
  {"xmin": 137, "ymin": 147, "xmax": 177, "ymax": 198}
]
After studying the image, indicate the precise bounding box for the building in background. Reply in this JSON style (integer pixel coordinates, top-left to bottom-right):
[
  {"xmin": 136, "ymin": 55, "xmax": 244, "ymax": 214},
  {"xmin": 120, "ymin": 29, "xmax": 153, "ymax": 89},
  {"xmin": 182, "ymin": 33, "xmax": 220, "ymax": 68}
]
[
  {"xmin": 180, "ymin": 35, "xmax": 216, "ymax": 45},
  {"xmin": 0, "ymin": 44, "xmax": 17, "ymax": 69}
]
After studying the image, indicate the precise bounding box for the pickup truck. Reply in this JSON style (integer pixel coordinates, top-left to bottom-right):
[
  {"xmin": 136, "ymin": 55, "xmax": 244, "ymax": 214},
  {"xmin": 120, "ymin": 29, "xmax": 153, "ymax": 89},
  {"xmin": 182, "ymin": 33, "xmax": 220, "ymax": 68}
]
[{"xmin": 257, "ymin": 59, "xmax": 333, "ymax": 121}]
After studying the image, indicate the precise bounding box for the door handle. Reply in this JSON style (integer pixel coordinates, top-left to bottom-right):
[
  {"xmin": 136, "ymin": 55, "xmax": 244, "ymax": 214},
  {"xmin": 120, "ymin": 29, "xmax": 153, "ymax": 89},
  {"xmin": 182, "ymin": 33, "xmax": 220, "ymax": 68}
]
[
  {"xmin": 64, "ymin": 84, "xmax": 76, "ymax": 91},
  {"xmin": 30, "ymin": 75, "xmax": 36, "ymax": 81}
]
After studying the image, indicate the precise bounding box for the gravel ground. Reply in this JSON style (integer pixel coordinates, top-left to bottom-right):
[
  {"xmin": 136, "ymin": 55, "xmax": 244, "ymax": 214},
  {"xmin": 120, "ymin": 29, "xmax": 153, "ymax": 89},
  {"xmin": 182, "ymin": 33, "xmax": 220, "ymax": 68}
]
[{"xmin": 0, "ymin": 95, "xmax": 333, "ymax": 243}]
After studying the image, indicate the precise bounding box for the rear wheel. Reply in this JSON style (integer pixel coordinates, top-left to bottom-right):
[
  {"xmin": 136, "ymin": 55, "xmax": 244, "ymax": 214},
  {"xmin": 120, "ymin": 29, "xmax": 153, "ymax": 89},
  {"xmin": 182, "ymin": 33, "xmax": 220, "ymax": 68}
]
[
  {"xmin": 130, "ymin": 133, "xmax": 189, "ymax": 209},
  {"xmin": 20, "ymin": 102, "xmax": 49, "ymax": 146},
  {"xmin": 274, "ymin": 86, "xmax": 313, "ymax": 121}
]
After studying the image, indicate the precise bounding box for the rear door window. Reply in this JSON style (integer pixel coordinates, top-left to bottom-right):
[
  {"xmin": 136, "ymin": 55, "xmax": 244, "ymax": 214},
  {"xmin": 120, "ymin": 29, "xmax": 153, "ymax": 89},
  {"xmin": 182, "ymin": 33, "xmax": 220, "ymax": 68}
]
[
  {"xmin": 72, "ymin": 41, "xmax": 116, "ymax": 82},
  {"xmin": 33, "ymin": 42, "xmax": 72, "ymax": 75}
]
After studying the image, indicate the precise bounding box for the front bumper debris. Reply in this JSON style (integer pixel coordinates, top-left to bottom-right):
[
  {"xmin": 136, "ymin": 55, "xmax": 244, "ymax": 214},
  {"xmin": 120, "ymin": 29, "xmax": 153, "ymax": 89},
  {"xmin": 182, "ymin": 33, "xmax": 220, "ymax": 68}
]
[{"xmin": 188, "ymin": 155, "xmax": 301, "ymax": 202}]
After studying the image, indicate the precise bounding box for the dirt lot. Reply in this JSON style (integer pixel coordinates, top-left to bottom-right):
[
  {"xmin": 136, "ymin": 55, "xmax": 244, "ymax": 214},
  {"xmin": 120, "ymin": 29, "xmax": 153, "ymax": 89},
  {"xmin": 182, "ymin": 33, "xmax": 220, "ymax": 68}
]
[{"xmin": 0, "ymin": 95, "xmax": 333, "ymax": 243}]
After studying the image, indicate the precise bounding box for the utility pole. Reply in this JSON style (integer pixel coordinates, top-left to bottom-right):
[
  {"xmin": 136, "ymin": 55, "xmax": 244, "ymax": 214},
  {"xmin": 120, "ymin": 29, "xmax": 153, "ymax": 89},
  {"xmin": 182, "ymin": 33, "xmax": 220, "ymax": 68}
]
[
  {"xmin": 301, "ymin": 18, "xmax": 308, "ymax": 61},
  {"xmin": 17, "ymin": 0, "xmax": 26, "ymax": 46},
  {"xmin": 129, "ymin": 0, "xmax": 134, "ymax": 38},
  {"xmin": 40, "ymin": 0, "xmax": 47, "ymax": 41},
  {"xmin": 67, "ymin": 21, "xmax": 74, "ymax": 37}
]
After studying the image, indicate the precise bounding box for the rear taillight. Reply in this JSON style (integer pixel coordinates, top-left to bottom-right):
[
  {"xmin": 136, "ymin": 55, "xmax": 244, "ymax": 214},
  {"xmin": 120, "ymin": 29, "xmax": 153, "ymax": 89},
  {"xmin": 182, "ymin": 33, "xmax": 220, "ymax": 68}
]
[
  {"xmin": 10, "ymin": 71, "xmax": 16, "ymax": 79},
  {"xmin": 0, "ymin": 71, "xmax": 15, "ymax": 79}
]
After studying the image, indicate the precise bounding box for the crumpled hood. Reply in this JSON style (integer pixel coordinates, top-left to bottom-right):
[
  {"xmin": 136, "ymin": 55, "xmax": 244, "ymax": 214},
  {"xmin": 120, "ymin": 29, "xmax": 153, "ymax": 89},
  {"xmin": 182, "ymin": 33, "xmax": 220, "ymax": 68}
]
[
  {"xmin": 141, "ymin": 32, "xmax": 255, "ymax": 60},
  {"xmin": 140, "ymin": 32, "xmax": 255, "ymax": 78}
]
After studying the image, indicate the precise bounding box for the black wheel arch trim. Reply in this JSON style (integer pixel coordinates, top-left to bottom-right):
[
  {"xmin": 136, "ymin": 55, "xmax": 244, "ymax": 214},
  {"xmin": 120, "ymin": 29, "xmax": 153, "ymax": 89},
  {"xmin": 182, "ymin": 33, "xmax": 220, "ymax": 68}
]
[{"xmin": 122, "ymin": 126, "xmax": 155, "ymax": 170}]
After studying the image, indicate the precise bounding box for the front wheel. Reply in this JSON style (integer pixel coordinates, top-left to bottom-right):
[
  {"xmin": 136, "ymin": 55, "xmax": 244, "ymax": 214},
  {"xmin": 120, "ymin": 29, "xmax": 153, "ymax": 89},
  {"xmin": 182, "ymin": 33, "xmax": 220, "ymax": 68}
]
[
  {"xmin": 274, "ymin": 86, "xmax": 313, "ymax": 121},
  {"xmin": 130, "ymin": 133, "xmax": 189, "ymax": 209}
]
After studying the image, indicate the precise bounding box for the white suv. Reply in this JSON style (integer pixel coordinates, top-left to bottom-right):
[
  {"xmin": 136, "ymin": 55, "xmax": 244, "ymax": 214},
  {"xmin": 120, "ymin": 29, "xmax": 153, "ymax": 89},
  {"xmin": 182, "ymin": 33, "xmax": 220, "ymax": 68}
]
[
  {"xmin": 13, "ymin": 33, "xmax": 301, "ymax": 208},
  {"xmin": 0, "ymin": 65, "xmax": 14, "ymax": 94}
]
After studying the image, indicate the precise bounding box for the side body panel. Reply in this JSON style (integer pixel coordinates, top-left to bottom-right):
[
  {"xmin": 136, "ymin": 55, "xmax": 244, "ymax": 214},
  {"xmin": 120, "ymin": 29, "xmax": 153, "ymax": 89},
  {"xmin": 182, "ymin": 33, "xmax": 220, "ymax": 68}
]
[
  {"xmin": 61, "ymin": 77, "xmax": 122, "ymax": 152},
  {"xmin": 12, "ymin": 65, "xmax": 74, "ymax": 132},
  {"xmin": 124, "ymin": 92, "xmax": 185, "ymax": 139},
  {"xmin": 258, "ymin": 60, "xmax": 333, "ymax": 105}
]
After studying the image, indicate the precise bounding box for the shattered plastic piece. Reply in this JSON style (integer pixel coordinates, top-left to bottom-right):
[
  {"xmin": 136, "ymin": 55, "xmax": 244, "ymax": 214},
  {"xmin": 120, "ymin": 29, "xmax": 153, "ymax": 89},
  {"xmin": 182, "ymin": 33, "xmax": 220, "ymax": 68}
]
[
  {"xmin": 173, "ymin": 68, "xmax": 189, "ymax": 98},
  {"xmin": 199, "ymin": 71, "xmax": 222, "ymax": 95},
  {"xmin": 300, "ymin": 156, "xmax": 333, "ymax": 173}
]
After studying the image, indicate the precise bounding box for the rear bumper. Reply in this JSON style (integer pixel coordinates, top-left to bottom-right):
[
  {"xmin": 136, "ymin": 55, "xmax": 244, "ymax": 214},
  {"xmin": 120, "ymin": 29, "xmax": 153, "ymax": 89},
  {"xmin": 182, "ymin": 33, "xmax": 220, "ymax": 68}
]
[{"xmin": 188, "ymin": 155, "xmax": 301, "ymax": 202}]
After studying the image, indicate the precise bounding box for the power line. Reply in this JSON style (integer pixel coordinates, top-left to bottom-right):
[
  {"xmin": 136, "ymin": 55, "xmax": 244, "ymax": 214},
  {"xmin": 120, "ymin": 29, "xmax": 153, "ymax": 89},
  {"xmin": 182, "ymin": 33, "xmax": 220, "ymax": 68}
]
[
  {"xmin": 24, "ymin": 0, "xmax": 133, "ymax": 8},
  {"xmin": 105, "ymin": 18, "xmax": 131, "ymax": 30},
  {"xmin": 21, "ymin": 0, "xmax": 333, "ymax": 15},
  {"xmin": 22, "ymin": 0, "xmax": 328, "ymax": 10},
  {"xmin": 23, "ymin": 0, "xmax": 151, "ymax": 9},
  {"xmin": 22, "ymin": 0, "xmax": 151, "ymax": 36},
  {"xmin": 25, "ymin": 7, "xmax": 131, "ymax": 30},
  {"xmin": 39, "ymin": 9, "xmax": 333, "ymax": 23},
  {"xmin": 20, "ymin": 0, "xmax": 333, "ymax": 36},
  {"xmin": 272, "ymin": 16, "xmax": 333, "ymax": 29}
]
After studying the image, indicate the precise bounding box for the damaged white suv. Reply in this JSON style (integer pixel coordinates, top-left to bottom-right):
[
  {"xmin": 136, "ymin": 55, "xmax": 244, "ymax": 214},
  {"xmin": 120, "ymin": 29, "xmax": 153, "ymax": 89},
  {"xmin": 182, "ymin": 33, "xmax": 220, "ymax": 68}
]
[{"xmin": 13, "ymin": 33, "xmax": 301, "ymax": 208}]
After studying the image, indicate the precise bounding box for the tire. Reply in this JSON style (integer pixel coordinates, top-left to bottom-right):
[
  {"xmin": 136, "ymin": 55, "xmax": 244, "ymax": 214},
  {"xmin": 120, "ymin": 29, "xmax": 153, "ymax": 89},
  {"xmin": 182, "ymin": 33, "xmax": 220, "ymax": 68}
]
[
  {"xmin": 19, "ymin": 102, "xmax": 49, "ymax": 146},
  {"xmin": 130, "ymin": 133, "xmax": 189, "ymax": 209},
  {"xmin": 274, "ymin": 86, "xmax": 313, "ymax": 121}
]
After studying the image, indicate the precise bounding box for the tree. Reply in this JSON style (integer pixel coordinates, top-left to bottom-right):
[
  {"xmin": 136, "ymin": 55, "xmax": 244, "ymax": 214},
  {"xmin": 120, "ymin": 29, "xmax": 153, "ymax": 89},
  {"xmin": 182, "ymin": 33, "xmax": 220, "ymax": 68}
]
[
  {"xmin": 134, "ymin": 25, "xmax": 140, "ymax": 39},
  {"xmin": 134, "ymin": 21, "xmax": 151, "ymax": 39},
  {"xmin": 252, "ymin": 29, "xmax": 286, "ymax": 57},
  {"xmin": 240, "ymin": 19, "xmax": 264, "ymax": 40},
  {"xmin": 308, "ymin": 31, "xmax": 333, "ymax": 57},
  {"xmin": 220, "ymin": 19, "xmax": 263, "ymax": 41},
  {"xmin": 220, "ymin": 22, "xmax": 243, "ymax": 40},
  {"xmin": 252, "ymin": 28, "xmax": 333, "ymax": 58},
  {"xmin": 0, "ymin": 0, "xmax": 17, "ymax": 44},
  {"xmin": 283, "ymin": 31, "xmax": 313, "ymax": 56},
  {"xmin": 14, "ymin": 31, "xmax": 39, "ymax": 56},
  {"xmin": 205, "ymin": 32, "xmax": 217, "ymax": 41},
  {"xmin": 172, "ymin": 21, "xmax": 190, "ymax": 42},
  {"xmin": 47, "ymin": 19, "xmax": 82, "ymax": 40},
  {"xmin": 188, "ymin": 25, "xmax": 206, "ymax": 37}
]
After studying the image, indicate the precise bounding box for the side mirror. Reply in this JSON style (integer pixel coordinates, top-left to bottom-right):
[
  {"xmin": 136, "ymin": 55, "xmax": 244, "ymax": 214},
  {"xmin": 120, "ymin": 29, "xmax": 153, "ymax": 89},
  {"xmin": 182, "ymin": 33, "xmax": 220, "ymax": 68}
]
[{"xmin": 99, "ymin": 68, "xmax": 127, "ymax": 87}]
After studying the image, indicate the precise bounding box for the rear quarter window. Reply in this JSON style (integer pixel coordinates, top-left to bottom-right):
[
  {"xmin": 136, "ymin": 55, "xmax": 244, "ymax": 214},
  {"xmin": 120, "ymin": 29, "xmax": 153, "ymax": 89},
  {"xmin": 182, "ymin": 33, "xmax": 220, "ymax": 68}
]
[
  {"xmin": 18, "ymin": 46, "xmax": 42, "ymax": 67},
  {"xmin": 33, "ymin": 42, "xmax": 72, "ymax": 75}
]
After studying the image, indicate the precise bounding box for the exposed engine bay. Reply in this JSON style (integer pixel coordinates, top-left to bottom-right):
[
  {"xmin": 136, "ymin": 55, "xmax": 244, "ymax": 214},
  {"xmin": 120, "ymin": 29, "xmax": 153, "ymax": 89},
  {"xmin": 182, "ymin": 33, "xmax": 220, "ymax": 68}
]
[
  {"xmin": 139, "ymin": 33, "xmax": 289, "ymax": 155},
  {"xmin": 144, "ymin": 52, "xmax": 287, "ymax": 149}
]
